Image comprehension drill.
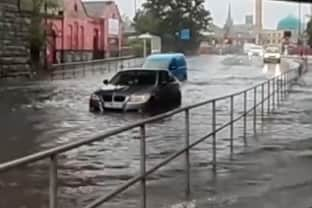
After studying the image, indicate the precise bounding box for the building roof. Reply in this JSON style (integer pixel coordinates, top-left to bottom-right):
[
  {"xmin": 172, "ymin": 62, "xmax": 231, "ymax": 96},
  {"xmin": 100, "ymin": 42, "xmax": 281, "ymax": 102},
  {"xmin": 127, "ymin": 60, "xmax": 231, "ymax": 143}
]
[
  {"xmin": 146, "ymin": 53, "xmax": 185, "ymax": 60},
  {"xmin": 82, "ymin": 1, "xmax": 115, "ymax": 18},
  {"xmin": 277, "ymin": 15, "xmax": 301, "ymax": 30}
]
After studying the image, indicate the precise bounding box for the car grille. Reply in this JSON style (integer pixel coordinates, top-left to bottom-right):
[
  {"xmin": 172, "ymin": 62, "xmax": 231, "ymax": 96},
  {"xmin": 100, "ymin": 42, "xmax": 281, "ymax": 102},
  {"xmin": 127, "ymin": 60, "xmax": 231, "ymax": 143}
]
[
  {"xmin": 102, "ymin": 95, "xmax": 113, "ymax": 102},
  {"xmin": 114, "ymin": 95, "xmax": 126, "ymax": 102}
]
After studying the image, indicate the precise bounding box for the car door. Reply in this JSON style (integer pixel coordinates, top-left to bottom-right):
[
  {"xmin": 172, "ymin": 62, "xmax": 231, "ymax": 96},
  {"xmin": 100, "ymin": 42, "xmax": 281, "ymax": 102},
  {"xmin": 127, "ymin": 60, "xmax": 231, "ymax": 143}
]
[{"xmin": 158, "ymin": 71, "xmax": 179, "ymax": 104}]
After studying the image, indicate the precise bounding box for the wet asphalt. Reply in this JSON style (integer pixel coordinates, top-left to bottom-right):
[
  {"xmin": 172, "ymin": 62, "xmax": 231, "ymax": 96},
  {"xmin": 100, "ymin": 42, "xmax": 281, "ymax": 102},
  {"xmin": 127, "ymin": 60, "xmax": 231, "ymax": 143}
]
[{"xmin": 0, "ymin": 55, "xmax": 296, "ymax": 208}]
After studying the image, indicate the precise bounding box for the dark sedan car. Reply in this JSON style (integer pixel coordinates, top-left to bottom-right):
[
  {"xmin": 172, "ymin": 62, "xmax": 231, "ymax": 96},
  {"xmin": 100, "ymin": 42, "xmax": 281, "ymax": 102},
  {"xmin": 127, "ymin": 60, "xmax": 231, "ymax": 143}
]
[{"xmin": 89, "ymin": 68, "xmax": 182, "ymax": 112}]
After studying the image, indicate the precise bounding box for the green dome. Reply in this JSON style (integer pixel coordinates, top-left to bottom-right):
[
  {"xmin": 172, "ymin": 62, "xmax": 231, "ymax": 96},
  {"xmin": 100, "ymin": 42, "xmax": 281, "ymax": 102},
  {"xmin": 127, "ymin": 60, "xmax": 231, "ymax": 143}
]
[{"xmin": 277, "ymin": 15, "xmax": 301, "ymax": 30}]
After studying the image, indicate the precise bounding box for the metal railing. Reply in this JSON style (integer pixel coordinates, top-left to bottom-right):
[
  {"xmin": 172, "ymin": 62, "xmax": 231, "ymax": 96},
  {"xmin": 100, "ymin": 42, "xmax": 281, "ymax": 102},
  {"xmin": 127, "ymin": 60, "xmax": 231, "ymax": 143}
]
[
  {"xmin": 50, "ymin": 56, "xmax": 144, "ymax": 80},
  {"xmin": 0, "ymin": 66, "xmax": 300, "ymax": 208}
]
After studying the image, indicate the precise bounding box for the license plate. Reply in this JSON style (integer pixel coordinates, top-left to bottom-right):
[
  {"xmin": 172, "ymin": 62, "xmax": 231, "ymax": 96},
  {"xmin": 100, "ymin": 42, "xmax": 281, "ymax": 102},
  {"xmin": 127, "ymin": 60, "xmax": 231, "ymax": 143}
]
[{"xmin": 104, "ymin": 102, "xmax": 123, "ymax": 109}]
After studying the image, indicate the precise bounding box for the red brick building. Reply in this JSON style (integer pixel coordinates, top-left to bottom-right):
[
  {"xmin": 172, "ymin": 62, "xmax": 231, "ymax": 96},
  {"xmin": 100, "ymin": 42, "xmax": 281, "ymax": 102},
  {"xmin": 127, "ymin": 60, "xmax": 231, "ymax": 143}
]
[{"xmin": 46, "ymin": 0, "xmax": 123, "ymax": 64}]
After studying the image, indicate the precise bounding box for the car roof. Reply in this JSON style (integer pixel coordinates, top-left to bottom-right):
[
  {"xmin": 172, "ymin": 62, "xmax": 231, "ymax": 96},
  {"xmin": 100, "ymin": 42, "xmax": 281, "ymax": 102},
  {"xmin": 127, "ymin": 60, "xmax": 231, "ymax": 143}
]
[
  {"xmin": 120, "ymin": 68, "xmax": 169, "ymax": 72},
  {"xmin": 146, "ymin": 53, "xmax": 185, "ymax": 60}
]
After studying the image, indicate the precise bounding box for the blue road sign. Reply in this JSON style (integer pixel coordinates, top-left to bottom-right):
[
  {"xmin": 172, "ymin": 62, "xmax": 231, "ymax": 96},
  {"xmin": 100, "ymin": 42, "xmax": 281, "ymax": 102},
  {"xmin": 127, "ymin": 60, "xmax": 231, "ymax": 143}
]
[{"xmin": 180, "ymin": 29, "xmax": 191, "ymax": 40}]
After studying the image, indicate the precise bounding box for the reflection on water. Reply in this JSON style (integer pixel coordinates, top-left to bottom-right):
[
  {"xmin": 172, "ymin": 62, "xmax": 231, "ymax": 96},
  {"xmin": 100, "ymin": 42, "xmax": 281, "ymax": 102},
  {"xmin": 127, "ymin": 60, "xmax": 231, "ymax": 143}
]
[
  {"xmin": 263, "ymin": 64, "xmax": 268, "ymax": 74},
  {"xmin": 275, "ymin": 64, "xmax": 281, "ymax": 77},
  {"xmin": 262, "ymin": 63, "xmax": 284, "ymax": 78}
]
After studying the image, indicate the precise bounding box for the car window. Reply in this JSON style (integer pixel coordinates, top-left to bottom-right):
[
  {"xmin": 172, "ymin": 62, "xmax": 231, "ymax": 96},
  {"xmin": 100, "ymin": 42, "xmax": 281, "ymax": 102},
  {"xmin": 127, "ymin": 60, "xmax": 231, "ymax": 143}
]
[
  {"xmin": 265, "ymin": 47, "xmax": 280, "ymax": 53},
  {"xmin": 143, "ymin": 58, "xmax": 170, "ymax": 69},
  {"xmin": 111, "ymin": 70, "xmax": 157, "ymax": 86},
  {"xmin": 159, "ymin": 71, "xmax": 175, "ymax": 84},
  {"xmin": 168, "ymin": 73, "xmax": 175, "ymax": 82},
  {"xmin": 159, "ymin": 71, "xmax": 168, "ymax": 83}
]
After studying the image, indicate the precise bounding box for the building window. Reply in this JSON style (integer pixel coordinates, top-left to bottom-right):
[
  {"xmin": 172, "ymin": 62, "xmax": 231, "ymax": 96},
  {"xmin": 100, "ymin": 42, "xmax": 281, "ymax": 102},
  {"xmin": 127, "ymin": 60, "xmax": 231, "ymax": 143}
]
[
  {"xmin": 68, "ymin": 24, "xmax": 73, "ymax": 49},
  {"xmin": 80, "ymin": 26, "xmax": 84, "ymax": 50},
  {"xmin": 74, "ymin": 3, "xmax": 78, "ymax": 12},
  {"xmin": 74, "ymin": 22, "xmax": 79, "ymax": 49},
  {"xmin": 93, "ymin": 29, "xmax": 99, "ymax": 51}
]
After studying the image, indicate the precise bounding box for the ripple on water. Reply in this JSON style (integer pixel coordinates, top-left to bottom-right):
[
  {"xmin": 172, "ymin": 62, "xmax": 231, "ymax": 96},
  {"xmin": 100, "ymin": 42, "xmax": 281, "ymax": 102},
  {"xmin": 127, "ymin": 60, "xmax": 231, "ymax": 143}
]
[{"xmin": 0, "ymin": 56, "xmax": 281, "ymax": 208}]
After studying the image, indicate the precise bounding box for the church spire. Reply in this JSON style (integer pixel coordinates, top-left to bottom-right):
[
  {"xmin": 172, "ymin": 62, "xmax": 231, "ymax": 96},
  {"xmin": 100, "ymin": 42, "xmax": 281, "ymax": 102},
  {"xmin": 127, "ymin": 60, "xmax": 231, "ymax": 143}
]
[
  {"xmin": 227, "ymin": 3, "xmax": 232, "ymax": 22},
  {"xmin": 224, "ymin": 3, "xmax": 233, "ymax": 37}
]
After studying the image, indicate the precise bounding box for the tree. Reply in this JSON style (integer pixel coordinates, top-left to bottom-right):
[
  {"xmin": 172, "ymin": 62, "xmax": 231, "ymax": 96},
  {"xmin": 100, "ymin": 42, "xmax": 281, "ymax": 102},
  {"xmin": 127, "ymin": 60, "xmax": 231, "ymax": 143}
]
[
  {"xmin": 22, "ymin": 0, "xmax": 59, "ymax": 70},
  {"xmin": 133, "ymin": 0, "xmax": 212, "ymax": 52},
  {"xmin": 307, "ymin": 18, "xmax": 312, "ymax": 47}
]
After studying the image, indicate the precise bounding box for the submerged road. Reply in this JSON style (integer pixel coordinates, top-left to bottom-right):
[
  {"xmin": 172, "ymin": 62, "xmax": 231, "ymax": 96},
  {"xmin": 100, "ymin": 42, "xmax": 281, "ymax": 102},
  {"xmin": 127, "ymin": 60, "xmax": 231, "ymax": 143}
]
[{"xmin": 0, "ymin": 55, "xmax": 291, "ymax": 208}]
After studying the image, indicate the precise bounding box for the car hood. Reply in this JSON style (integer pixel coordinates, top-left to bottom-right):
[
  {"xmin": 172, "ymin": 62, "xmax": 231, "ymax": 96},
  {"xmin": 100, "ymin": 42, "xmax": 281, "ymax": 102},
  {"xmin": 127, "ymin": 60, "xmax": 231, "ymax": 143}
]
[{"xmin": 95, "ymin": 84, "xmax": 155, "ymax": 96}]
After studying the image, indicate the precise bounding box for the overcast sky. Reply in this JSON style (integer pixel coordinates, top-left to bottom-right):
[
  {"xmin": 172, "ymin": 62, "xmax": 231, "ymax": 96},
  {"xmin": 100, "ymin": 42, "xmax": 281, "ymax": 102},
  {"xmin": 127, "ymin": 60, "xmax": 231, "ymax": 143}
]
[{"xmin": 109, "ymin": 0, "xmax": 312, "ymax": 29}]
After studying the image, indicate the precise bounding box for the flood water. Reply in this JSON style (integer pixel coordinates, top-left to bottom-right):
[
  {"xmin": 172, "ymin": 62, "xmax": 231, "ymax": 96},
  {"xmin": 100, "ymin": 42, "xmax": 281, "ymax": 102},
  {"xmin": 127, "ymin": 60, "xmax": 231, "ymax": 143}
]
[{"xmin": 0, "ymin": 55, "xmax": 294, "ymax": 208}]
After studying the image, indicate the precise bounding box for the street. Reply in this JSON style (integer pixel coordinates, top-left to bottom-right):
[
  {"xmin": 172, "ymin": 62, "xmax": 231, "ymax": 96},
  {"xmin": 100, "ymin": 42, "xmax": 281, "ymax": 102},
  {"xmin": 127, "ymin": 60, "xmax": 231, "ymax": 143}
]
[{"xmin": 0, "ymin": 55, "xmax": 291, "ymax": 208}]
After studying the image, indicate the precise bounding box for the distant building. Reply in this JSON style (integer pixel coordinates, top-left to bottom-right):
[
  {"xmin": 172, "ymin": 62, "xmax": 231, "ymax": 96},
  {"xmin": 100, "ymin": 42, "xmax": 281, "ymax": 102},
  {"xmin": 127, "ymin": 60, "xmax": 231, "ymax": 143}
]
[
  {"xmin": 261, "ymin": 30, "xmax": 284, "ymax": 45},
  {"xmin": 45, "ymin": 0, "xmax": 123, "ymax": 64},
  {"xmin": 277, "ymin": 15, "xmax": 302, "ymax": 32},
  {"xmin": 222, "ymin": 4, "xmax": 256, "ymax": 45},
  {"xmin": 245, "ymin": 15, "xmax": 253, "ymax": 25}
]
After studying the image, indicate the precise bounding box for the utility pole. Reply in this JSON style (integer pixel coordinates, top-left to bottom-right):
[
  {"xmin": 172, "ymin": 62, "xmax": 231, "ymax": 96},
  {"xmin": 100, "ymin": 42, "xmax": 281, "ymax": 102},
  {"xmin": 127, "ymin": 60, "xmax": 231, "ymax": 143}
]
[
  {"xmin": 134, "ymin": 0, "xmax": 137, "ymax": 16},
  {"xmin": 255, "ymin": 0, "xmax": 263, "ymax": 45}
]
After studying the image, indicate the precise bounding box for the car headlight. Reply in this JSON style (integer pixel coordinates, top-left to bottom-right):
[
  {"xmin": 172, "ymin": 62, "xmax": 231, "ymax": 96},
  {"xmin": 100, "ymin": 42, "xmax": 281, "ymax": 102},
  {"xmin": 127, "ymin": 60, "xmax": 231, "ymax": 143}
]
[
  {"xmin": 90, "ymin": 94, "xmax": 101, "ymax": 101},
  {"xmin": 128, "ymin": 94, "xmax": 151, "ymax": 104}
]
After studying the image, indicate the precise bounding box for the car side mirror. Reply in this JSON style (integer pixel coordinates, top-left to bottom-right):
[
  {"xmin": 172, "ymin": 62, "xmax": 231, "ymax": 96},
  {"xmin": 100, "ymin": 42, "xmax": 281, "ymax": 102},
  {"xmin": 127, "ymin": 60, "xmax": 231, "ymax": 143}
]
[{"xmin": 103, "ymin": 79, "xmax": 109, "ymax": 85}]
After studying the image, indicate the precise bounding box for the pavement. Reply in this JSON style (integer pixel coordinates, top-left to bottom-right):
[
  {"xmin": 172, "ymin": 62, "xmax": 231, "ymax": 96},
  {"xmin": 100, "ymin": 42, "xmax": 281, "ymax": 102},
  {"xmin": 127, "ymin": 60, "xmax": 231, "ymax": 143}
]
[{"xmin": 164, "ymin": 65, "xmax": 312, "ymax": 208}]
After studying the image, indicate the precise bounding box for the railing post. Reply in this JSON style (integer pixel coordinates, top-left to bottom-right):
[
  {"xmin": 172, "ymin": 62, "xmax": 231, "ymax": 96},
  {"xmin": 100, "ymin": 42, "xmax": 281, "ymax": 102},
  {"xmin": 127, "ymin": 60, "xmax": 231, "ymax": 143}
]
[
  {"xmin": 281, "ymin": 74, "xmax": 285, "ymax": 100},
  {"xmin": 73, "ymin": 66, "xmax": 76, "ymax": 78},
  {"xmin": 212, "ymin": 100, "xmax": 217, "ymax": 172},
  {"xmin": 140, "ymin": 124, "xmax": 147, "ymax": 208},
  {"xmin": 261, "ymin": 83, "xmax": 264, "ymax": 121},
  {"xmin": 272, "ymin": 78, "xmax": 275, "ymax": 111},
  {"xmin": 92, "ymin": 62, "xmax": 95, "ymax": 74},
  {"xmin": 184, "ymin": 109, "xmax": 191, "ymax": 195},
  {"xmin": 49, "ymin": 154, "xmax": 58, "ymax": 208},
  {"xmin": 286, "ymin": 72, "xmax": 288, "ymax": 95},
  {"xmin": 267, "ymin": 80, "xmax": 271, "ymax": 114},
  {"xmin": 253, "ymin": 87, "xmax": 257, "ymax": 134},
  {"xmin": 243, "ymin": 91, "xmax": 247, "ymax": 146},
  {"xmin": 277, "ymin": 76, "xmax": 280, "ymax": 106},
  {"xmin": 230, "ymin": 96, "xmax": 234, "ymax": 159},
  {"xmin": 83, "ymin": 62, "xmax": 86, "ymax": 76}
]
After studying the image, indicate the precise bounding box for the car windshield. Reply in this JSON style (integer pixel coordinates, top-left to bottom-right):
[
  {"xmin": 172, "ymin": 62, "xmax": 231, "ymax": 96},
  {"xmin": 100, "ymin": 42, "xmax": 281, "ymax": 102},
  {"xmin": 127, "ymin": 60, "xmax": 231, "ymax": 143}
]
[
  {"xmin": 110, "ymin": 70, "xmax": 157, "ymax": 86},
  {"xmin": 143, "ymin": 58, "xmax": 170, "ymax": 69},
  {"xmin": 266, "ymin": 47, "xmax": 280, "ymax": 53}
]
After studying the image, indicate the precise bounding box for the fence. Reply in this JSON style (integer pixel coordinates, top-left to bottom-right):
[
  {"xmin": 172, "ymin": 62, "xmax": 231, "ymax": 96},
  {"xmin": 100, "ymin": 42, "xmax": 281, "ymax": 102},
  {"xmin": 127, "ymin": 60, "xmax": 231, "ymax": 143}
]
[
  {"xmin": 50, "ymin": 56, "xmax": 144, "ymax": 80},
  {"xmin": 0, "ymin": 64, "xmax": 301, "ymax": 208}
]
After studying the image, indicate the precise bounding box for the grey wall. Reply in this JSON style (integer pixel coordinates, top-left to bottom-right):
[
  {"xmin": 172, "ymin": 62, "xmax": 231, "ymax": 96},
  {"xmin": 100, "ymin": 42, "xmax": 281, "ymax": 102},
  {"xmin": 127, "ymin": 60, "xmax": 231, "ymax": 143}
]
[{"xmin": 0, "ymin": 0, "xmax": 30, "ymax": 78}]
